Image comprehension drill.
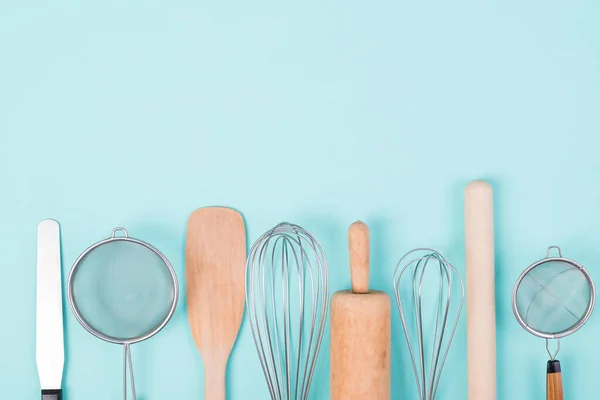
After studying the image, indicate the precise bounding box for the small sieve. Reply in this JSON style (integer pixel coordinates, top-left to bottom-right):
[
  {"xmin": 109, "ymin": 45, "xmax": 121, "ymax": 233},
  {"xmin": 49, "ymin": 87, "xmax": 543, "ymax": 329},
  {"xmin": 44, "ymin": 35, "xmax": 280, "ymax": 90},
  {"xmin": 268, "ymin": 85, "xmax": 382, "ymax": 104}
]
[
  {"xmin": 512, "ymin": 246, "xmax": 595, "ymax": 400},
  {"xmin": 67, "ymin": 228, "xmax": 178, "ymax": 400}
]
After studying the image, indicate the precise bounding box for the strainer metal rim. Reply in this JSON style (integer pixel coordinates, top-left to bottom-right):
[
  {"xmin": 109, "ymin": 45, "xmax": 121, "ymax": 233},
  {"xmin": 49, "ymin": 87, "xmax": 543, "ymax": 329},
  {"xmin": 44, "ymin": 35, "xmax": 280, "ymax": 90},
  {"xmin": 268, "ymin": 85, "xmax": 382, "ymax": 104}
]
[
  {"xmin": 67, "ymin": 227, "xmax": 179, "ymax": 345},
  {"xmin": 512, "ymin": 252, "xmax": 595, "ymax": 340}
]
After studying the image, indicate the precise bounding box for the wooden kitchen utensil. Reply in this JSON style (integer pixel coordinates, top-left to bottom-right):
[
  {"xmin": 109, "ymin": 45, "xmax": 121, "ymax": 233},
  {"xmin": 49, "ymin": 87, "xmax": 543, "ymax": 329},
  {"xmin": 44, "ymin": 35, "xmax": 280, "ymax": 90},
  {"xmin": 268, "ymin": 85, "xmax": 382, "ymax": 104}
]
[
  {"xmin": 465, "ymin": 180, "xmax": 497, "ymax": 400},
  {"xmin": 331, "ymin": 221, "xmax": 391, "ymax": 400},
  {"xmin": 186, "ymin": 207, "xmax": 246, "ymax": 400}
]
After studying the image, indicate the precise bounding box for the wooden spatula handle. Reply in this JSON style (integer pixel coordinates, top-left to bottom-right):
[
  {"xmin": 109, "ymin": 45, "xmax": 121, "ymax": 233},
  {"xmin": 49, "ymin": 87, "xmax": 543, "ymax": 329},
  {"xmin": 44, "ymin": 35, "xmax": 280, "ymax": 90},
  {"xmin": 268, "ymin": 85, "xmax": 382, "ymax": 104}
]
[
  {"xmin": 204, "ymin": 360, "xmax": 226, "ymax": 400},
  {"xmin": 349, "ymin": 221, "xmax": 369, "ymax": 294},
  {"xmin": 547, "ymin": 360, "xmax": 563, "ymax": 400},
  {"xmin": 187, "ymin": 207, "xmax": 246, "ymax": 400}
]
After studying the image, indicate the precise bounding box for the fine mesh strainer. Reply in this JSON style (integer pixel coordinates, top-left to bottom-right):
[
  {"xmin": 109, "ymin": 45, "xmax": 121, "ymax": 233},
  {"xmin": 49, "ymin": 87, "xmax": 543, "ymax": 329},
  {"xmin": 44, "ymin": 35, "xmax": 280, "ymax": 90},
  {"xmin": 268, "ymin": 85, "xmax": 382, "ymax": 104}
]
[
  {"xmin": 67, "ymin": 228, "xmax": 178, "ymax": 400},
  {"xmin": 512, "ymin": 246, "xmax": 595, "ymax": 400}
]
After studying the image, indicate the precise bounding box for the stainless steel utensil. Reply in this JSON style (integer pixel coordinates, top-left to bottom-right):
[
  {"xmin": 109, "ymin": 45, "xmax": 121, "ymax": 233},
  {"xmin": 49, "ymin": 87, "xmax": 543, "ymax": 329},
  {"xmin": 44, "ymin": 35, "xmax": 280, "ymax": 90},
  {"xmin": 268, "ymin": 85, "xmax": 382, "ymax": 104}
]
[
  {"xmin": 393, "ymin": 248, "xmax": 465, "ymax": 400},
  {"xmin": 512, "ymin": 246, "xmax": 595, "ymax": 400},
  {"xmin": 67, "ymin": 227, "xmax": 178, "ymax": 400},
  {"xmin": 245, "ymin": 222, "xmax": 329, "ymax": 400},
  {"xmin": 36, "ymin": 219, "xmax": 65, "ymax": 400}
]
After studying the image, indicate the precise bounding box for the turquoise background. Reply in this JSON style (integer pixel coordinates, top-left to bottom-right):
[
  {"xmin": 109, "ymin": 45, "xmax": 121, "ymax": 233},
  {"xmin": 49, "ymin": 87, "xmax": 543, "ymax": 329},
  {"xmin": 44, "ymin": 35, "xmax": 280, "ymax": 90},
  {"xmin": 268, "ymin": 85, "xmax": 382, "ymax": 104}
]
[{"xmin": 1, "ymin": 0, "xmax": 599, "ymax": 398}]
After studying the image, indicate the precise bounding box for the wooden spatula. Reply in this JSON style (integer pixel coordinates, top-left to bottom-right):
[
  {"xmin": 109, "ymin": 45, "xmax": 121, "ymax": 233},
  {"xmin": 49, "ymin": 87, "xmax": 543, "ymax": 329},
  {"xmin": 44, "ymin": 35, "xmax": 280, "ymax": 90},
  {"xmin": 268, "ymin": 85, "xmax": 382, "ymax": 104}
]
[{"xmin": 186, "ymin": 207, "xmax": 246, "ymax": 400}]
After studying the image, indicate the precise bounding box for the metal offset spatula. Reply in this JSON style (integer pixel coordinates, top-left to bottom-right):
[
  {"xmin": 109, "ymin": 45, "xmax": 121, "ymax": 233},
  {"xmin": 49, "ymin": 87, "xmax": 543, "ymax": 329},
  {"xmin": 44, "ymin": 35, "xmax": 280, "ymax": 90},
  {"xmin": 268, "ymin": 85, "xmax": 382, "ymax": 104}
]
[{"xmin": 36, "ymin": 219, "xmax": 64, "ymax": 400}]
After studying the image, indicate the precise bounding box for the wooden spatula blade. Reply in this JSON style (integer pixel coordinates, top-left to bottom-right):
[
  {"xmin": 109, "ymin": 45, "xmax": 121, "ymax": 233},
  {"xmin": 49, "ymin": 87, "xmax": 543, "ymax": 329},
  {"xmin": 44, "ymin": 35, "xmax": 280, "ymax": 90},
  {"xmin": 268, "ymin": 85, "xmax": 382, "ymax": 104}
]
[{"xmin": 186, "ymin": 207, "xmax": 246, "ymax": 400}]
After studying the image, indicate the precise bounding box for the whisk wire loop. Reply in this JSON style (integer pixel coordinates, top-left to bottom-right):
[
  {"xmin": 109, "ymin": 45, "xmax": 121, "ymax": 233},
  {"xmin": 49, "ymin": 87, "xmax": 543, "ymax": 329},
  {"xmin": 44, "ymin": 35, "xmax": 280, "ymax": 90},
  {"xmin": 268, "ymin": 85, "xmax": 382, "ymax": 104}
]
[
  {"xmin": 246, "ymin": 223, "xmax": 329, "ymax": 400},
  {"xmin": 393, "ymin": 248, "xmax": 465, "ymax": 400}
]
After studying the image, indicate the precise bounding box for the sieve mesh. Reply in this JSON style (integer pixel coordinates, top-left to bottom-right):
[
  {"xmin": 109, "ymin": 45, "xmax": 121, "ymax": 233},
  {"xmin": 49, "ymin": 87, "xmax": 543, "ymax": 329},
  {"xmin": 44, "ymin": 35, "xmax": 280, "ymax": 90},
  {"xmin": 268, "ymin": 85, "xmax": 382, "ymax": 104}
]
[
  {"xmin": 68, "ymin": 229, "xmax": 178, "ymax": 400},
  {"xmin": 70, "ymin": 238, "xmax": 176, "ymax": 343},
  {"xmin": 515, "ymin": 260, "xmax": 592, "ymax": 336}
]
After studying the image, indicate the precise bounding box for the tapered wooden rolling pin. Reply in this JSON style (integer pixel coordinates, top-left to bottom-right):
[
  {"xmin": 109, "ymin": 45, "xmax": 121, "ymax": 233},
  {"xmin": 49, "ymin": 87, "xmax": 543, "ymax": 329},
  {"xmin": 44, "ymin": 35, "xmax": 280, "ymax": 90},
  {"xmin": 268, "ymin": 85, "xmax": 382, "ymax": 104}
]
[
  {"xmin": 331, "ymin": 221, "xmax": 391, "ymax": 400},
  {"xmin": 465, "ymin": 180, "xmax": 497, "ymax": 400}
]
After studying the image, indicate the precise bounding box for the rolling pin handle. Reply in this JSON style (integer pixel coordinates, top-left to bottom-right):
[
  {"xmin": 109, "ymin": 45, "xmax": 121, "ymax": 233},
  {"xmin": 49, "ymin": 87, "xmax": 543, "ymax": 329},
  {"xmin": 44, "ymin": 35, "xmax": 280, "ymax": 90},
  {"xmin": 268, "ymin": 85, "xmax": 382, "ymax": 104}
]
[{"xmin": 349, "ymin": 221, "xmax": 370, "ymax": 294}]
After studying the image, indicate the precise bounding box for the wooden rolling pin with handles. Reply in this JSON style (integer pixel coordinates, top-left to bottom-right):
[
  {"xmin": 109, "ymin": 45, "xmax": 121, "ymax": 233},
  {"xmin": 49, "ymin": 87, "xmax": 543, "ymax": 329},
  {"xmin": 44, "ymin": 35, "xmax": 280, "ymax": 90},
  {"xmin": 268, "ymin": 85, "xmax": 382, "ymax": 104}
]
[
  {"xmin": 330, "ymin": 221, "xmax": 391, "ymax": 400},
  {"xmin": 465, "ymin": 180, "xmax": 497, "ymax": 400}
]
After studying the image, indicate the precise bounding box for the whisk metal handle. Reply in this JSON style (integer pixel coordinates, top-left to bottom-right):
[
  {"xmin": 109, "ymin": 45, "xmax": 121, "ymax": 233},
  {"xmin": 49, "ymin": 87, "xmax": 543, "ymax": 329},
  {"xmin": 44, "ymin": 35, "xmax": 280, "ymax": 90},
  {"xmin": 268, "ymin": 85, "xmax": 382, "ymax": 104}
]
[
  {"xmin": 546, "ymin": 360, "xmax": 563, "ymax": 400},
  {"xmin": 349, "ymin": 221, "xmax": 370, "ymax": 294}
]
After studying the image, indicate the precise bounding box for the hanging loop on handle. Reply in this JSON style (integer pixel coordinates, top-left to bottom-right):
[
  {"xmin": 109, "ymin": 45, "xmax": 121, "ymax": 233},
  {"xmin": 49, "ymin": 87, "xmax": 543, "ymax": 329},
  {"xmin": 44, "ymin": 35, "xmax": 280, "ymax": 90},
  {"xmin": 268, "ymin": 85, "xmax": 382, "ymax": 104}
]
[
  {"xmin": 110, "ymin": 228, "xmax": 129, "ymax": 239},
  {"xmin": 112, "ymin": 228, "xmax": 129, "ymax": 239},
  {"xmin": 546, "ymin": 339, "xmax": 561, "ymax": 360},
  {"xmin": 123, "ymin": 344, "xmax": 137, "ymax": 400},
  {"xmin": 546, "ymin": 246, "xmax": 563, "ymax": 258}
]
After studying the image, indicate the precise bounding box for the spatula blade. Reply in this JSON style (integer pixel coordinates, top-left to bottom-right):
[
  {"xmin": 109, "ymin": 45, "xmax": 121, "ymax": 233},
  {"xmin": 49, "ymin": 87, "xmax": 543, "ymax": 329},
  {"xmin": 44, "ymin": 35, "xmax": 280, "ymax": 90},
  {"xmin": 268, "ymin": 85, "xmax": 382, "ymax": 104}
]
[
  {"xmin": 36, "ymin": 219, "xmax": 64, "ymax": 399},
  {"xmin": 186, "ymin": 207, "xmax": 246, "ymax": 399}
]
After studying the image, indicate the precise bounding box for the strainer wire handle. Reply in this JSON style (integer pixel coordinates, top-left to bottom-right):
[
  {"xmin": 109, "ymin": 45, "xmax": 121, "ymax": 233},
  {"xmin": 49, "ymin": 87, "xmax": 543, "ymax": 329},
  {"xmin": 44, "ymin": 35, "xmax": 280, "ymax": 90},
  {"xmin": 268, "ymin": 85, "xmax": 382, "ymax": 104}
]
[
  {"xmin": 124, "ymin": 344, "xmax": 136, "ymax": 400},
  {"xmin": 545, "ymin": 339, "xmax": 563, "ymax": 399},
  {"xmin": 545, "ymin": 339, "xmax": 560, "ymax": 361},
  {"xmin": 112, "ymin": 228, "xmax": 129, "ymax": 238},
  {"xmin": 545, "ymin": 246, "xmax": 562, "ymax": 258}
]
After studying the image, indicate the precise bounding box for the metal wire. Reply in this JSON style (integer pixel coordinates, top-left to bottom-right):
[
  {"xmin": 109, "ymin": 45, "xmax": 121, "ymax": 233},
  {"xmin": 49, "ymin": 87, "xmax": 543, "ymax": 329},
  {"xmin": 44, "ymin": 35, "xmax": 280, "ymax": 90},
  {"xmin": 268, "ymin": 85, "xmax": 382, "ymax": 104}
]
[
  {"xmin": 123, "ymin": 344, "xmax": 136, "ymax": 400},
  {"xmin": 512, "ymin": 246, "xmax": 595, "ymax": 340},
  {"xmin": 246, "ymin": 222, "xmax": 329, "ymax": 400},
  {"xmin": 393, "ymin": 248, "xmax": 465, "ymax": 400},
  {"xmin": 68, "ymin": 228, "xmax": 178, "ymax": 400},
  {"xmin": 546, "ymin": 339, "xmax": 560, "ymax": 361}
]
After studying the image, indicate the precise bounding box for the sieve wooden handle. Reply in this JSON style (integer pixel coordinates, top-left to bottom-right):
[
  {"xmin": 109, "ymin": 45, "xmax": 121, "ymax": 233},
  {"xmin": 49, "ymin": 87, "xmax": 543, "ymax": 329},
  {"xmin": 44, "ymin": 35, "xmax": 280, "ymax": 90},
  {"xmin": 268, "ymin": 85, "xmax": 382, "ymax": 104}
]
[{"xmin": 547, "ymin": 360, "xmax": 563, "ymax": 400}]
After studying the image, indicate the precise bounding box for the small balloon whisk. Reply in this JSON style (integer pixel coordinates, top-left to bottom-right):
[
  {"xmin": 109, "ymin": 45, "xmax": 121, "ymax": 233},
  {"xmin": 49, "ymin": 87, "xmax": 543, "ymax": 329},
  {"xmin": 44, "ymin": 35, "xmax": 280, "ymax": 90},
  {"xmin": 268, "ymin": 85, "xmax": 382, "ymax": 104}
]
[
  {"xmin": 246, "ymin": 222, "xmax": 329, "ymax": 400},
  {"xmin": 393, "ymin": 249, "xmax": 465, "ymax": 400}
]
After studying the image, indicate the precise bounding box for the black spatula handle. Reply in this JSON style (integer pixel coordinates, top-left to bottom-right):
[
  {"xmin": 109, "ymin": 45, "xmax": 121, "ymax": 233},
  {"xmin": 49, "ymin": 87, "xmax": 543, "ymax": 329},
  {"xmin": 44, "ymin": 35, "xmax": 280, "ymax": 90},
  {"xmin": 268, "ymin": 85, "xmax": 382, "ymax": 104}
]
[{"xmin": 42, "ymin": 389, "xmax": 61, "ymax": 400}]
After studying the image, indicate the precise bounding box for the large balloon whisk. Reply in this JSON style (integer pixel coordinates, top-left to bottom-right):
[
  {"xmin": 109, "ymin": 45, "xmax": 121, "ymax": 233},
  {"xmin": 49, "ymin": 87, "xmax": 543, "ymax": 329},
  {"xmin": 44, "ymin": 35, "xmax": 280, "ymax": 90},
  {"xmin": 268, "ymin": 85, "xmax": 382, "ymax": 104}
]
[{"xmin": 246, "ymin": 222, "xmax": 329, "ymax": 400}]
